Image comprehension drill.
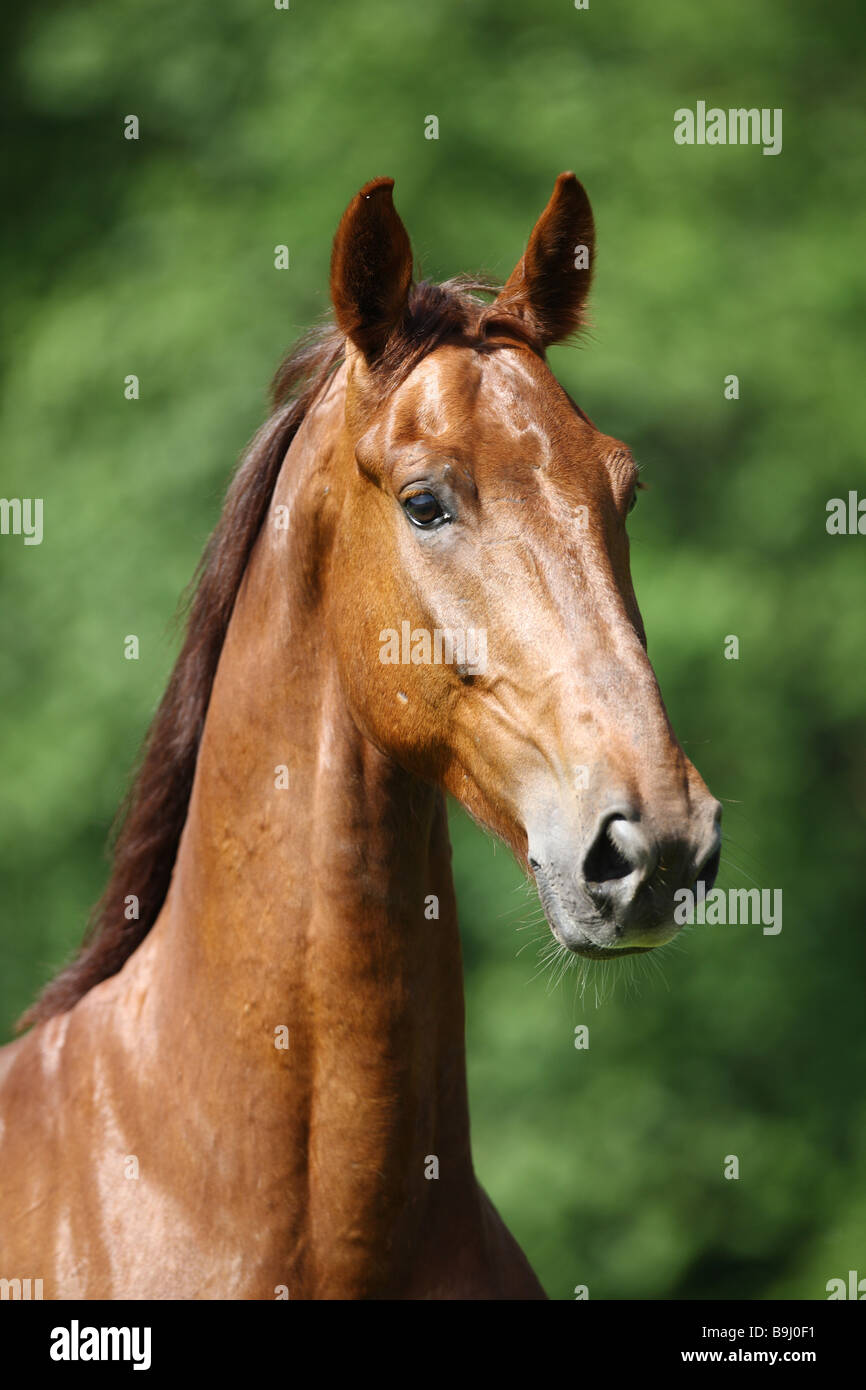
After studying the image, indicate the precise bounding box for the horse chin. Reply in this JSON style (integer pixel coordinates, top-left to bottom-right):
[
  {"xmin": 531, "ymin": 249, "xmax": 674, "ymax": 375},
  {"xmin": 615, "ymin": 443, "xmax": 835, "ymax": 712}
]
[{"xmin": 545, "ymin": 914, "xmax": 669, "ymax": 958}]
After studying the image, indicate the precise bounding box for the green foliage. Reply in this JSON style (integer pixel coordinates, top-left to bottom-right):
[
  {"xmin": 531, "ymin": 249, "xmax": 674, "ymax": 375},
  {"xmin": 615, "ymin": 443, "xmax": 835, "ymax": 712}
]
[{"xmin": 1, "ymin": 0, "xmax": 864, "ymax": 1299}]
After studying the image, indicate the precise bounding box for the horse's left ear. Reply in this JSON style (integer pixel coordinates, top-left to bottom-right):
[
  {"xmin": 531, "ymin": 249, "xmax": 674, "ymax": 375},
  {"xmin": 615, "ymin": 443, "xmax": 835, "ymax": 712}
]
[
  {"xmin": 330, "ymin": 177, "xmax": 413, "ymax": 363},
  {"xmin": 495, "ymin": 172, "xmax": 595, "ymax": 347}
]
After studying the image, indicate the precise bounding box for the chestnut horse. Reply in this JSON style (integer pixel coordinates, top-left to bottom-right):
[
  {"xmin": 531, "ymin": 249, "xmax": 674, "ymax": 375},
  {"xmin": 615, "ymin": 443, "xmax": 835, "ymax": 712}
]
[{"xmin": 0, "ymin": 174, "xmax": 721, "ymax": 1299}]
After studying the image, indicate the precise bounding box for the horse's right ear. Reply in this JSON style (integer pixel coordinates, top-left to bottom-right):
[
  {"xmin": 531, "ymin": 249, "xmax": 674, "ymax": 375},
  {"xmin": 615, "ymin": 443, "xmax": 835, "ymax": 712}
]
[{"xmin": 330, "ymin": 178, "xmax": 413, "ymax": 364}]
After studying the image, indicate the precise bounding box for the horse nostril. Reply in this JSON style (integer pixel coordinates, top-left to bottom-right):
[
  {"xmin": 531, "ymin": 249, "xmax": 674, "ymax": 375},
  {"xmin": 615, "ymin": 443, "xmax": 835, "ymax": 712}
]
[
  {"xmin": 696, "ymin": 842, "xmax": 721, "ymax": 892},
  {"xmin": 584, "ymin": 823, "xmax": 631, "ymax": 884},
  {"xmin": 583, "ymin": 811, "xmax": 654, "ymax": 889}
]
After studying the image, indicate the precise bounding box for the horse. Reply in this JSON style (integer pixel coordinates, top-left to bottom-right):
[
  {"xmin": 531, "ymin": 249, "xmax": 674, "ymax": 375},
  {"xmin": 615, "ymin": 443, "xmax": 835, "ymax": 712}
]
[{"xmin": 0, "ymin": 173, "xmax": 721, "ymax": 1299}]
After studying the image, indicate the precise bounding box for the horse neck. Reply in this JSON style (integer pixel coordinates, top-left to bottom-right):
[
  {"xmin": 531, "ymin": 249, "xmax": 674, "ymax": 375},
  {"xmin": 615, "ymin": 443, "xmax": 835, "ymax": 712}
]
[{"xmin": 143, "ymin": 376, "xmax": 477, "ymax": 1287}]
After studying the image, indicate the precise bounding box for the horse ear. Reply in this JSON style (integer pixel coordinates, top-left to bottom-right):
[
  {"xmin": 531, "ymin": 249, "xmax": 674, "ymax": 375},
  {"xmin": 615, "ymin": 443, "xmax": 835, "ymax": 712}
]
[
  {"xmin": 495, "ymin": 172, "xmax": 595, "ymax": 347},
  {"xmin": 330, "ymin": 177, "xmax": 413, "ymax": 363}
]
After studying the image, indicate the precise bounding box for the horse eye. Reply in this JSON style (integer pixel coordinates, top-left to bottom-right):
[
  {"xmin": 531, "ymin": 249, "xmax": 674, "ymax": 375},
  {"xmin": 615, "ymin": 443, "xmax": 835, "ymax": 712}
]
[
  {"xmin": 627, "ymin": 488, "xmax": 638, "ymax": 513},
  {"xmin": 404, "ymin": 491, "xmax": 446, "ymax": 527}
]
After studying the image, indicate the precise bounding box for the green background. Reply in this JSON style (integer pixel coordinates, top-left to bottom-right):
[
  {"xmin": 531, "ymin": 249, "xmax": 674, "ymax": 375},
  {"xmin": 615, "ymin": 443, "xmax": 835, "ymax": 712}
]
[{"xmin": 2, "ymin": 0, "xmax": 864, "ymax": 1299}]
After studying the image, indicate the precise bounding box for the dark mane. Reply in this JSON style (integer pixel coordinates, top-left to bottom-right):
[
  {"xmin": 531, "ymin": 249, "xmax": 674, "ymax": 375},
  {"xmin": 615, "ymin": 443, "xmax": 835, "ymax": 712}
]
[{"xmin": 20, "ymin": 276, "xmax": 536, "ymax": 1031}]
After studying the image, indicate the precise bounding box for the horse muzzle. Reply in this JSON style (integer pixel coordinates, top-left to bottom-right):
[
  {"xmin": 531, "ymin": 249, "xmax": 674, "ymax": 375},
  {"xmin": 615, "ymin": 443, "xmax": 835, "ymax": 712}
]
[{"xmin": 527, "ymin": 798, "xmax": 722, "ymax": 956}]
